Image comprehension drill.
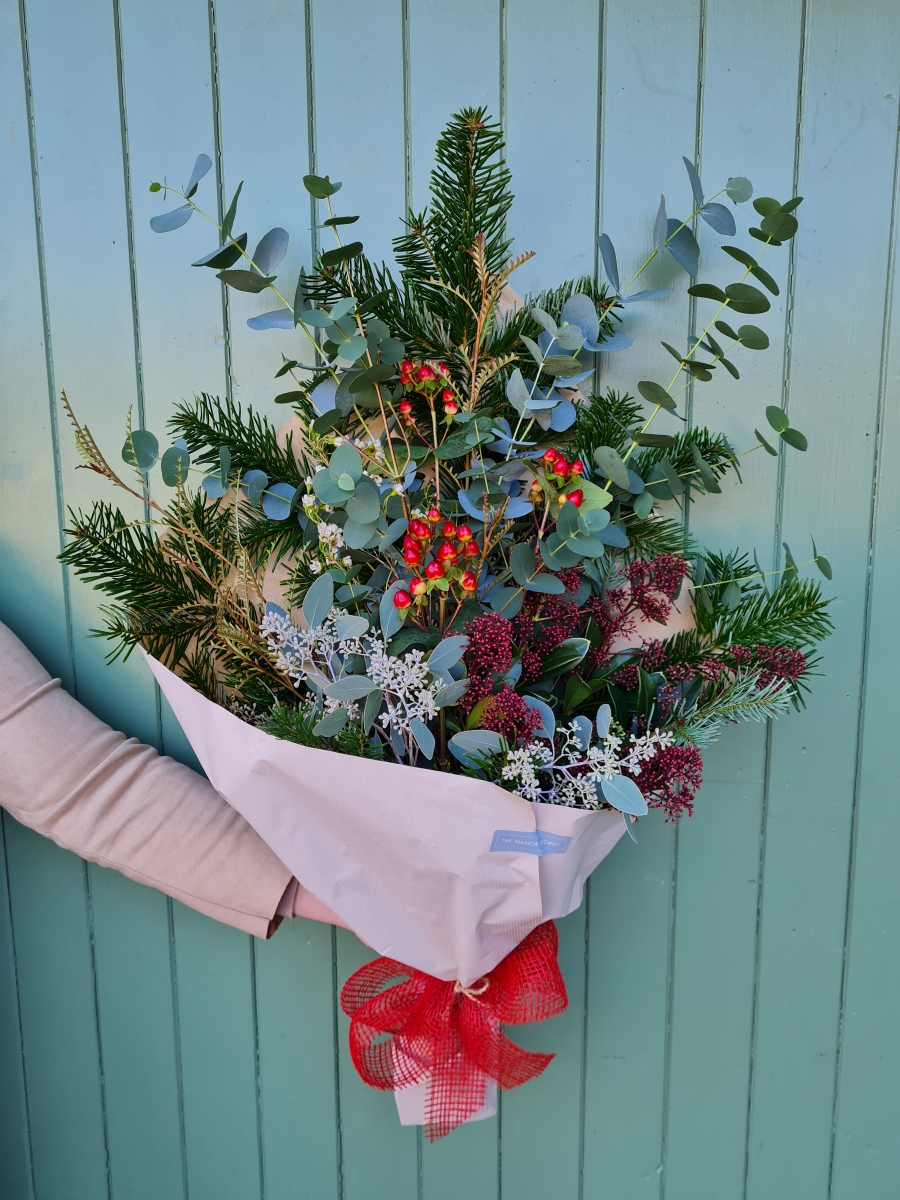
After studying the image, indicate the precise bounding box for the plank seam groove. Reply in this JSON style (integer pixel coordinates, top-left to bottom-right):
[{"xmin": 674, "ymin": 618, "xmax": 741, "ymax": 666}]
[
  {"xmin": 304, "ymin": 0, "xmax": 319, "ymax": 263},
  {"xmin": 249, "ymin": 937, "xmax": 267, "ymax": 1200},
  {"xmin": 83, "ymin": 863, "xmax": 113, "ymax": 1200},
  {"xmin": 166, "ymin": 897, "xmax": 190, "ymax": 1200},
  {"xmin": 743, "ymin": 1, "xmax": 811, "ymax": 1192},
  {"xmin": 590, "ymin": 0, "xmax": 607, "ymax": 400},
  {"xmin": 682, "ymin": 0, "xmax": 708, "ymax": 441},
  {"xmin": 206, "ymin": 0, "xmax": 234, "ymax": 406},
  {"xmin": 401, "ymin": 0, "xmax": 412, "ymax": 219},
  {"xmin": 111, "ymin": 0, "xmax": 164, "ymax": 757},
  {"xmin": 826, "ymin": 85, "xmax": 900, "ymax": 1200},
  {"xmin": 16, "ymin": 0, "xmax": 76, "ymax": 694},
  {"xmin": 498, "ymin": 0, "xmax": 508, "ymax": 148},
  {"xmin": 330, "ymin": 924, "xmax": 345, "ymax": 1200},
  {"xmin": 577, "ymin": 875, "xmax": 592, "ymax": 1200},
  {"xmin": 1, "ymin": 814, "xmax": 37, "ymax": 1200}
]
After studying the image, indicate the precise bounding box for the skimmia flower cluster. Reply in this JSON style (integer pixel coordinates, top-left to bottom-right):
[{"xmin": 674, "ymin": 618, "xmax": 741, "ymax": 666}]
[{"xmin": 60, "ymin": 107, "xmax": 833, "ymax": 824}]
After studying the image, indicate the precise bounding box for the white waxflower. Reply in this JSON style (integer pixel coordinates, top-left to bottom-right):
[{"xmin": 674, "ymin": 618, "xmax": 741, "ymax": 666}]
[
  {"xmin": 309, "ymin": 559, "xmax": 322, "ymax": 574},
  {"xmin": 302, "ymin": 494, "xmax": 316, "ymax": 509}
]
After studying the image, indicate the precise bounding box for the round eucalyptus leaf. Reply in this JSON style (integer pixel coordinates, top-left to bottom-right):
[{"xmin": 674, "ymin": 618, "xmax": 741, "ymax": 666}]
[
  {"xmin": 760, "ymin": 211, "xmax": 798, "ymax": 241},
  {"xmin": 780, "ymin": 427, "xmax": 808, "ymax": 451},
  {"xmin": 122, "ymin": 429, "xmax": 159, "ymax": 470},
  {"xmin": 313, "ymin": 708, "xmax": 349, "ymax": 738},
  {"xmin": 150, "ymin": 205, "xmax": 193, "ymax": 233},
  {"xmin": 160, "ymin": 445, "xmax": 190, "ymax": 487},
  {"xmin": 202, "ymin": 474, "xmax": 228, "ymax": 499},
  {"xmin": 600, "ymin": 774, "xmax": 648, "ymax": 816},
  {"xmin": 754, "ymin": 428, "xmax": 779, "ymax": 456},
  {"xmin": 725, "ymin": 176, "xmax": 753, "ymax": 203},
  {"xmin": 261, "ymin": 482, "xmax": 297, "ymax": 521},
  {"xmin": 637, "ymin": 380, "xmax": 676, "ymax": 409},
  {"xmin": 738, "ymin": 325, "xmax": 769, "ymax": 350},
  {"xmin": 765, "ymin": 406, "xmax": 789, "ymax": 434}
]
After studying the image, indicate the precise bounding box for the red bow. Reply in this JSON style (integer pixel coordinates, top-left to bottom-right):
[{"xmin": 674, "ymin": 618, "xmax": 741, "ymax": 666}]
[{"xmin": 340, "ymin": 921, "xmax": 567, "ymax": 1140}]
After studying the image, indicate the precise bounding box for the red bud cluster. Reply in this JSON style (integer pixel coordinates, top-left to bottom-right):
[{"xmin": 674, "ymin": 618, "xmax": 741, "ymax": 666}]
[
  {"xmin": 397, "ymin": 359, "xmax": 458, "ymax": 419},
  {"xmin": 403, "ymin": 506, "xmax": 482, "ymax": 602}
]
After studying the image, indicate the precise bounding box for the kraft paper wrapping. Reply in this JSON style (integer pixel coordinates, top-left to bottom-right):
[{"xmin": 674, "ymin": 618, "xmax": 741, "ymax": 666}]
[{"xmin": 146, "ymin": 653, "xmax": 627, "ymax": 986}]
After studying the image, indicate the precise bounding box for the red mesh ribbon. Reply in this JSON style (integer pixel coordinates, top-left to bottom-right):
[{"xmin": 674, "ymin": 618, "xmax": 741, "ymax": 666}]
[{"xmin": 340, "ymin": 921, "xmax": 567, "ymax": 1140}]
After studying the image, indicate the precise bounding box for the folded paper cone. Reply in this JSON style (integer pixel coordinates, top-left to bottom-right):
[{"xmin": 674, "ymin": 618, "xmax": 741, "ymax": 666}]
[{"xmin": 146, "ymin": 653, "xmax": 626, "ymax": 984}]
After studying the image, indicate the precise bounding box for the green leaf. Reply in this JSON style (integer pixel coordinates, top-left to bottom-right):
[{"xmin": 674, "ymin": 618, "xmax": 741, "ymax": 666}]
[
  {"xmin": 149, "ymin": 182, "xmax": 162, "ymax": 193},
  {"xmin": 323, "ymin": 215, "xmax": 359, "ymax": 226},
  {"xmin": 631, "ymin": 432, "xmax": 678, "ymax": 448},
  {"xmin": 192, "ymin": 232, "xmax": 248, "ymax": 270},
  {"xmin": 538, "ymin": 637, "xmax": 590, "ymax": 678},
  {"xmin": 221, "ymin": 181, "xmax": 243, "ymax": 241},
  {"xmin": 753, "ymin": 197, "xmax": 782, "ymax": 217},
  {"xmin": 721, "ymin": 358, "xmax": 740, "ymax": 379},
  {"xmin": 738, "ymin": 324, "xmax": 769, "ymax": 350},
  {"xmin": 723, "ymin": 580, "xmax": 743, "ymax": 609},
  {"xmin": 754, "ymin": 428, "xmax": 778, "ymax": 455},
  {"xmin": 661, "ymin": 341, "xmax": 685, "ymax": 363},
  {"xmin": 724, "ymin": 283, "xmax": 770, "ymax": 314},
  {"xmin": 659, "ymin": 455, "xmax": 683, "ymax": 496},
  {"xmin": 300, "ymin": 308, "xmax": 336, "ymax": 328},
  {"xmin": 632, "ymin": 489, "xmax": 654, "ymax": 518},
  {"xmin": 780, "ymin": 196, "xmax": 803, "ymax": 214},
  {"xmin": 593, "ymin": 445, "xmax": 631, "ymax": 490},
  {"xmin": 160, "ymin": 445, "xmax": 190, "ymax": 486},
  {"xmin": 328, "ymin": 442, "xmax": 363, "ymax": 483},
  {"xmin": 311, "ymin": 408, "xmax": 343, "ymax": 433},
  {"xmin": 542, "ymin": 354, "xmax": 583, "ymax": 376},
  {"xmin": 520, "ymin": 334, "xmax": 544, "ymax": 364},
  {"xmin": 720, "ymin": 245, "xmax": 780, "ymax": 295},
  {"xmin": 122, "ymin": 429, "xmax": 159, "ymax": 470},
  {"xmin": 638, "ymin": 380, "xmax": 676, "ymax": 410},
  {"xmin": 715, "ymin": 320, "xmax": 739, "ymax": 341},
  {"xmin": 530, "ymin": 307, "xmax": 558, "ymax": 337},
  {"xmin": 313, "ymin": 708, "xmax": 349, "ymax": 737},
  {"xmin": 687, "ymin": 283, "xmax": 727, "ymax": 302},
  {"xmin": 320, "ymin": 242, "xmax": 363, "ymax": 267},
  {"xmin": 725, "ymin": 176, "xmax": 753, "ymax": 203},
  {"xmin": 379, "ymin": 338, "xmax": 406, "ymax": 364},
  {"xmin": 760, "ymin": 211, "xmax": 798, "ymax": 241},
  {"xmin": 780, "ymin": 427, "xmax": 808, "ymax": 451},
  {"xmin": 815, "ymin": 553, "xmax": 833, "ymax": 580},
  {"xmin": 782, "ymin": 542, "xmax": 799, "ymax": 583},
  {"xmin": 303, "ymin": 572, "xmax": 334, "ymax": 629},
  {"xmin": 216, "ymin": 269, "xmax": 275, "ymax": 293},
  {"xmin": 349, "ymin": 363, "xmax": 395, "ymax": 392},
  {"xmin": 578, "ymin": 479, "xmax": 613, "ymax": 512},
  {"xmin": 749, "ymin": 227, "xmax": 781, "ymax": 246},
  {"xmin": 765, "ymin": 406, "xmax": 789, "ymax": 433},
  {"xmin": 691, "ymin": 443, "xmax": 721, "ymax": 493},
  {"xmin": 336, "ymin": 334, "xmax": 367, "ymax": 362},
  {"xmin": 303, "ymin": 173, "xmax": 340, "ymax": 199}
]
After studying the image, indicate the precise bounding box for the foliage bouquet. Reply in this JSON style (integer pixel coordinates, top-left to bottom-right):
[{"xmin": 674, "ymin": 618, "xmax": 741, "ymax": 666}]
[{"xmin": 62, "ymin": 109, "xmax": 832, "ymax": 1136}]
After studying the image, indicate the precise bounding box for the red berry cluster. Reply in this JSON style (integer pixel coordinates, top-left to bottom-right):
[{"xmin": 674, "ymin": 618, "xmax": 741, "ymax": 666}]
[
  {"xmin": 539, "ymin": 447, "xmax": 584, "ymax": 507},
  {"xmin": 391, "ymin": 506, "xmax": 480, "ymax": 612},
  {"xmin": 397, "ymin": 360, "xmax": 458, "ymax": 423}
]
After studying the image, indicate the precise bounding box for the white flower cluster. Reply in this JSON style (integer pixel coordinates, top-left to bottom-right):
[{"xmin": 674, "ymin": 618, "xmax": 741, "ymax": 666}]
[
  {"xmin": 258, "ymin": 608, "xmax": 442, "ymax": 761},
  {"xmin": 500, "ymin": 720, "xmax": 674, "ymax": 807}
]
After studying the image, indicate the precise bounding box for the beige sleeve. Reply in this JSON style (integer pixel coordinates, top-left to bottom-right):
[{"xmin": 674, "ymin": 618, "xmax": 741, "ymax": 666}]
[{"xmin": 0, "ymin": 623, "xmax": 295, "ymax": 938}]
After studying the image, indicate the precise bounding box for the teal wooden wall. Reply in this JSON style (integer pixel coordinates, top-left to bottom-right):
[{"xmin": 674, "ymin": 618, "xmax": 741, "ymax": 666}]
[{"xmin": 1, "ymin": 1, "xmax": 898, "ymax": 1196}]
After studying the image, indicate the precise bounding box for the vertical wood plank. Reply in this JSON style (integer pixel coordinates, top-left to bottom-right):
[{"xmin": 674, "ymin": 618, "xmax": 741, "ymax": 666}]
[
  {"xmin": 115, "ymin": 0, "xmax": 225, "ymax": 775},
  {"xmin": 172, "ymin": 904, "xmax": 263, "ymax": 1200},
  {"xmin": 662, "ymin": 3, "xmax": 804, "ymax": 1196},
  {"xmin": 216, "ymin": 0, "xmax": 314, "ymax": 421},
  {"xmin": 830, "ymin": 117, "xmax": 900, "ymax": 1199},
  {"xmin": 23, "ymin": 0, "xmax": 159, "ymax": 743},
  {"xmin": 504, "ymin": 0, "xmax": 600, "ymax": 295},
  {"xmin": 335, "ymin": 929, "xmax": 419, "ymax": 1200},
  {"xmin": 746, "ymin": 5, "xmax": 900, "ymax": 1196},
  {"xmin": 254, "ymin": 918, "xmax": 341, "ymax": 1200},
  {"xmin": 0, "ymin": 817, "xmax": 34, "ymax": 1200},
  {"xmin": 583, "ymin": 5, "xmax": 700, "ymax": 1196},
  {"xmin": 408, "ymin": 0, "xmax": 501, "ymax": 214},
  {"xmin": 0, "ymin": 0, "xmax": 71, "ymax": 682},
  {"xmin": 4, "ymin": 818, "xmax": 109, "ymax": 1200}
]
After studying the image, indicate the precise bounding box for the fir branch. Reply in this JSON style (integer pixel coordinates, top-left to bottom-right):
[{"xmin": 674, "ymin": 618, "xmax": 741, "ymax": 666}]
[
  {"xmin": 168, "ymin": 393, "xmax": 310, "ymax": 485},
  {"xmin": 671, "ymin": 670, "xmax": 793, "ymax": 747}
]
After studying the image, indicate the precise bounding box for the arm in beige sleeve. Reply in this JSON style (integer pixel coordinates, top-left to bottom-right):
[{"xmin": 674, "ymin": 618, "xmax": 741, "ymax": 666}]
[{"xmin": 0, "ymin": 622, "xmax": 295, "ymax": 938}]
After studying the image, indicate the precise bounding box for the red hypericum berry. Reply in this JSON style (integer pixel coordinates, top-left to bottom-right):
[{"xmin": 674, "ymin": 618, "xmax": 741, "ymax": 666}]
[
  {"xmin": 425, "ymin": 560, "xmax": 444, "ymax": 580},
  {"xmin": 438, "ymin": 362, "xmax": 450, "ymax": 376},
  {"xmin": 416, "ymin": 364, "xmax": 435, "ymax": 382},
  {"xmin": 463, "ymin": 540, "xmax": 480, "ymax": 557},
  {"xmin": 456, "ymin": 524, "xmax": 473, "ymax": 542},
  {"xmin": 398, "ymin": 399, "xmax": 412, "ymax": 415},
  {"xmin": 426, "ymin": 506, "xmax": 441, "ymax": 522},
  {"xmin": 443, "ymin": 398, "xmax": 459, "ymax": 416},
  {"xmin": 460, "ymin": 570, "xmax": 477, "ymax": 592},
  {"xmin": 570, "ymin": 459, "xmax": 584, "ymax": 475},
  {"xmin": 440, "ymin": 520, "xmax": 457, "ymax": 538},
  {"xmin": 393, "ymin": 589, "xmax": 412, "ymax": 609},
  {"xmin": 400, "ymin": 360, "xmax": 414, "ymax": 374},
  {"xmin": 437, "ymin": 541, "xmax": 458, "ymax": 561},
  {"xmin": 529, "ymin": 480, "xmax": 543, "ymax": 495},
  {"xmin": 542, "ymin": 447, "xmax": 558, "ymax": 464},
  {"xmin": 403, "ymin": 546, "xmax": 422, "ymax": 565},
  {"xmin": 565, "ymin": 488, "xmax": 584, "ymax": 507},
  {"xmin": 409, "ymin": 518, "xmax": 430, "ymax": 539},
  {"xmin": 441, "ymin": 388, "xmax": 454, "ymax": 404},
  {"xmin": 553, "ymin": 456, "xmax": 569, "ymax": 477},
  {"xmin": 403, "ymin": 534, "xmax": 418, "ymax": 552},
  {"xmin": 410, "ymin": 577, "xmax": 427, "ymax": 596}
]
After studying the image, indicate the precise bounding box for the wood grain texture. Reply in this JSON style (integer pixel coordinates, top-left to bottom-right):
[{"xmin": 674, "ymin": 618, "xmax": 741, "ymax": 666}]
[{"xmin": 1, "ymin": 2, "xmax": 898, "ymax": 1198}]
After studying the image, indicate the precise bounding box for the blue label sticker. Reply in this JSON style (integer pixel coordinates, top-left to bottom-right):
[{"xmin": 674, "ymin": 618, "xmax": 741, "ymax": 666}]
[{"xmin": 490, "ymin": 829, "xmax": 572, "ymax": 856}]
